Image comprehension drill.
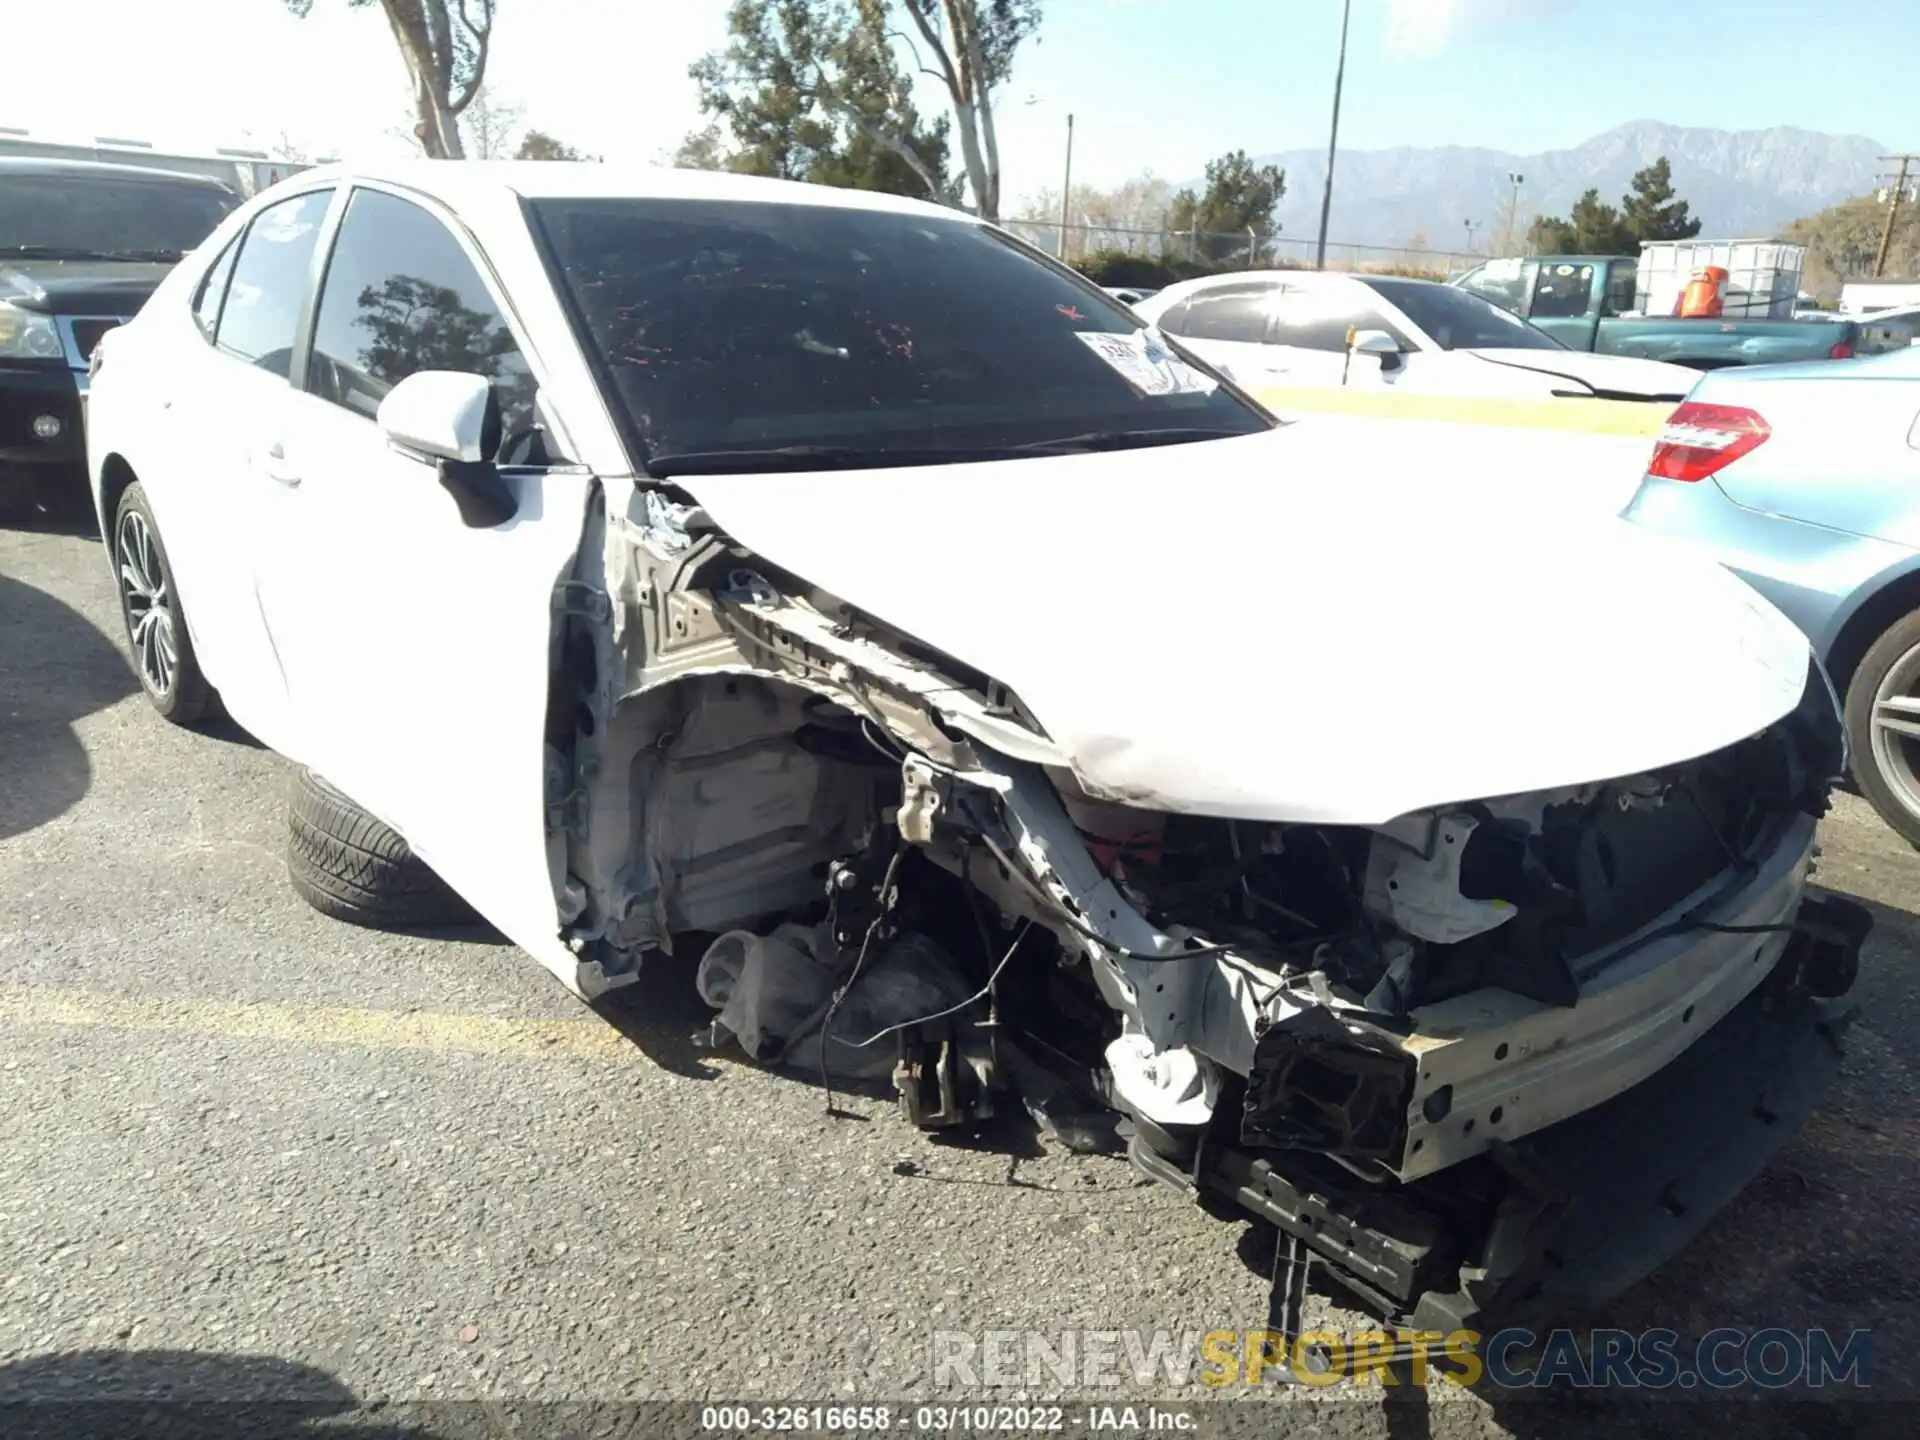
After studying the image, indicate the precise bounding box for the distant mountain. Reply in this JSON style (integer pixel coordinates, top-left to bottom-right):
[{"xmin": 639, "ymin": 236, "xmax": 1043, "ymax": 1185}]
[{"xmin": 1200, "ymin": 121, "xmax": 1887, "ymax": 255}]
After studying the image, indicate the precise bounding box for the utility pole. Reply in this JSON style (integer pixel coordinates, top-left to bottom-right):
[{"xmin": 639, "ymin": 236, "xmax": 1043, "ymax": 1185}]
[
  {"xmin": 1058, "ymin": 113, "xmax": 1075, "ymax": 263},
  {"xmin": 1464, "ymin": 218, "xmax": 1478, "ymax": 253},
  {"xmin": 1314, "ymin": 0, "xmax": 1353, "ymax": 271},
  {"xmin": 1875, "ymin": 154, "xmax": 1916, "ymax": 279},
  {"xmin": 1504, "ymin": 172, "xmax": 1525, "ymax": 254}
]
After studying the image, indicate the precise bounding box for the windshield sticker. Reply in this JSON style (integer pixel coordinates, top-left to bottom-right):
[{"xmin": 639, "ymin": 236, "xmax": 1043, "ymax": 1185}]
[
  {"xmin": 1077, "ymin": 329, "xmax": 1218, "ymax": 397},
  {"xmin": 1056, "ymin": 302, "xmax": 1086, "ymax": 321}
]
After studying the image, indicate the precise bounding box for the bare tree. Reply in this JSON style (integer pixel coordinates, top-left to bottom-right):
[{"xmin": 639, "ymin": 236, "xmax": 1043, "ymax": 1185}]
[
  {"xmin": 286, "ymin": 0, "xmax": 496, "ymax": 160},
  {"xmin": 240, "ymin": 128, "xmax": 314, "ymax": 164},
  {"xmin": 1016, "ymin": 173, "xmax": 1177, "ymax": 249},
  {"xmin": 462, "ymin": 85, "xmax": 524, "ymax": 159},
  {"xmin": 884, "ymin": 1, "xmax": 1038, "ymax": 220}
]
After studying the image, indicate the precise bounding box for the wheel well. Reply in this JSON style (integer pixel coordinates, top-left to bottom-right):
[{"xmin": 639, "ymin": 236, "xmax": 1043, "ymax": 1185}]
[
  {"xmin": 1826, "ymin": 569, "xmax": 1920, "ymax": 703},
  {"xmin": 98, "ymin": 454, "xmax": 137, "ymax": 535}
]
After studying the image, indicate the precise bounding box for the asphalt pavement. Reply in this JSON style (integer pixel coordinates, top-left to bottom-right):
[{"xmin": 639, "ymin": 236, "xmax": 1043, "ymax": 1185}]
[{"xmin": 3, "ymin": 495, "xmax": 1916, "ymax": 1440}]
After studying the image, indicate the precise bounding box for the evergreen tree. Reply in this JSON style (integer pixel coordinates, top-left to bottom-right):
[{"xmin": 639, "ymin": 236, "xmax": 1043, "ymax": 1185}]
[
  {"xmin": 1621, "ymin": 157, "xmax": 1702, "ymax": 242},
  {"xmin": 1167, "ymin": 150, "xmax": 1286, "ymax": 263}
]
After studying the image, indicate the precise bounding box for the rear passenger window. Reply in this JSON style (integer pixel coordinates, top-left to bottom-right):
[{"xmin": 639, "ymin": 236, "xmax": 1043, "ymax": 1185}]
[
  {"xmin": 192, "ymin": 238, "xmax": 239, "ymax": 340},
  {"xmin": 1180, "ymin": 285, "xmax": 1281, "ymax": 343},
  {"xmin": 1151, "ymin": 296, "xmax": 1192, "ymax": 334},
  {"xmin": 305, "ymin": 187, "xmax": 536, "ymax": 448},
  {"xmin": 216, "ymin": 189, "xmax": 332, "ymax": 377},
  {"xmin": 1604, "ymin": 263, "xmax": 1639, "ymax": 317}
]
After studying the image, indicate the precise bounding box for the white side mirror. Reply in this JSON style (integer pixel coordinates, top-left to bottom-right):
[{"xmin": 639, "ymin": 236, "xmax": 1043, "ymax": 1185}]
[
  {"xmin": 377, "ymin": 370, "xmax": 498, "ymax": 464},
  {"xmin": 1350, "ymin": 329, "xmax": 1402, "ymax": 357}
]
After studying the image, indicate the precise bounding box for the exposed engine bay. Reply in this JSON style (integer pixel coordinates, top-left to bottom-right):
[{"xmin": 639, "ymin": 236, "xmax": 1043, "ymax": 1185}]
[{"xmin": 541, "ymin": 482, "xmax": 1867, "ymax": 1333}]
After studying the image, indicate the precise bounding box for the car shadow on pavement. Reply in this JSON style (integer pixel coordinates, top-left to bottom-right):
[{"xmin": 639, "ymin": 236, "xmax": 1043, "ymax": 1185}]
[
  {"xmin": 193, "ymin": 711, "xmax": 268, "ymax": 751},
  {"xmin": 592, "ymin": 941, "xmax": 728, "ymax": 1080},
  {"xmin": 0, "ymin": 1347, "xmax": 439, "ymax": 1440},
  {"xmin": 590, "ymin": 941, "xmax": 942, "ymax": 1113},
  {"xmin": 0, "ymin": 483, "xmax": 101, "ymax": 539},
  {"xmin": 0, "ymin": 572, "xmax": 137, "ymax": 841}
]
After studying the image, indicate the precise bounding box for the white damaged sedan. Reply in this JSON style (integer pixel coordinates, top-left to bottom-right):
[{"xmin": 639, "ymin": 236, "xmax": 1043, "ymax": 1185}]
[{"xmin": 86, "ymin": 162, "xmax": 1866, "ymax": 1340}]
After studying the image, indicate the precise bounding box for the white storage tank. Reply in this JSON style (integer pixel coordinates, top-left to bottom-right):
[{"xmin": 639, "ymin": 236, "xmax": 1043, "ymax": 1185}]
[{"xmin": 1635, "ymin": 240, "xmax": 1806, "ymax": 320}]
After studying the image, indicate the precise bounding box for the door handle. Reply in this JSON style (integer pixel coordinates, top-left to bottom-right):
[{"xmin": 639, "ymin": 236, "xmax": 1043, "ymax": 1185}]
[{"xmin": 260, "ymin": 442, "xmax": 302, "ymax": 488}]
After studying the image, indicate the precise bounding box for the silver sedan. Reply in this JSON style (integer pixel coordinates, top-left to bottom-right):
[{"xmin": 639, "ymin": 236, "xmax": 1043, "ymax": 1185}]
[{"xmin": 1624, "ymin": 346, "xmax": 1920, "ymax": 841}]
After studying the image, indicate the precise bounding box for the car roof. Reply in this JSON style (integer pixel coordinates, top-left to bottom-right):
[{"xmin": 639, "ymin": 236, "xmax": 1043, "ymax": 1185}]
[
  {"xmin": 281, "ymin": 159, "xmax": 974, "ymax": 223},
  {"xmin": 1167, "ymin": 269, "xmax": 1452, "ymax": 294},
  {"xmin": 0, "ymin": 155, "xmax": 236, "ymax": 189},
  {"xmin": 1158, "ymin": 269, "xmax": 1361, "ymax": 299},
  {"xmin": 1700, "ymin": 345, "xmax": 1920, "ymax": 386}
]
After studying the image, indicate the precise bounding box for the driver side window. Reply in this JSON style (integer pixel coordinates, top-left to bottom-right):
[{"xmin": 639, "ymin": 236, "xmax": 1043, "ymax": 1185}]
[
  {"xmin": 304, "ymin": 186, "xmax": 538, "ymax": 456},
  {"xmin": 1269, "ymin": 293, "xmax": 1410, "ymax": 352}
]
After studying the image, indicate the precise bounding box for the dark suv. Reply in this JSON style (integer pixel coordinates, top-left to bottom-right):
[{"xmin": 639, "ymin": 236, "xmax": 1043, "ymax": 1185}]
[{"xmin": 1, "ymin": 157, "xmax": 238, "ymax": 511}]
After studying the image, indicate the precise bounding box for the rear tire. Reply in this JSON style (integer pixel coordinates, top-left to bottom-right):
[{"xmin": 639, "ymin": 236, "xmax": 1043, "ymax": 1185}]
[
  {"xmin": 1844, "ymin": 608, "xmax": 1920, "ymax": 847},
  {"xmin": 286, "ymin": 768, "xmax": 475, "ymax": 929},
  {"xmin": 112, "ymin": 481, "xmax": 217, "ymax": 725}
]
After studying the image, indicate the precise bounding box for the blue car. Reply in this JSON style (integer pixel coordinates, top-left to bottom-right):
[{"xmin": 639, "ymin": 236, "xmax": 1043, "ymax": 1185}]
[{"xmin": 1624, "ymin": 346, "xmax": 1920, "ymax": 841}]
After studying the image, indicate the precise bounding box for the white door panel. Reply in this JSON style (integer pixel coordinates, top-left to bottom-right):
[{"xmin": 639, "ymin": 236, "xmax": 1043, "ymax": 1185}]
[
  {"xmin": 256, "ymin": 392, "xmax": 598, "ymax": 980},
  {"xmin": 1181, "ymin": 335, "xmax": 1291, "ymax": 384},
  {"xmin": 140, "ymin": 332, "xmax": 302, "ymax": 749},
  {"xmin": 1275, "ymin": 346, "xmax": 1345, "ymax": 386},
  {"xmin": 138, "ymin": 185, "xmax": 336, "ymax": 752}
]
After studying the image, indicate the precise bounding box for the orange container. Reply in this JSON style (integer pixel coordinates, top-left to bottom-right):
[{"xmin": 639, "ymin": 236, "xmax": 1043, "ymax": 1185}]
[{"xmin": 1675, "ymin": 265, "xmax": 1730, "ymax": 319}]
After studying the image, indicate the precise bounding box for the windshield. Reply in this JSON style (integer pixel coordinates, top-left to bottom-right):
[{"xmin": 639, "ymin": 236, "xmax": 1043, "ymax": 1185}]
[
  {"xmin": 0, "ymin": 173, "xmax": 237, "ymax": 259},
  {"xmin": 528, "ymin": 197, "xmax": 1270, "ymax": 471},
  {"xmin": 1363, "ymin": 277, "xmax": 1565, "ymax": 352}
]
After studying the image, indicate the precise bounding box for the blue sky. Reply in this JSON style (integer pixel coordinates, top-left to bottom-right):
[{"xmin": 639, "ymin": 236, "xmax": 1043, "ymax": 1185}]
[
  {"xmin": 999, "ymin": 0, "xmax": 1910, "ymax": 184},
  {"xmin": 12, "ymin": 0, "xmax": 1917, "ymax": 209}
]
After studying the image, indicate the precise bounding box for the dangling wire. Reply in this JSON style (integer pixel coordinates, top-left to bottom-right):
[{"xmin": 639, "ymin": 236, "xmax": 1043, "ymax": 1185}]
[{"xmin": 817, "ymin": 843, "xmax": 906, "ymax": 1118}]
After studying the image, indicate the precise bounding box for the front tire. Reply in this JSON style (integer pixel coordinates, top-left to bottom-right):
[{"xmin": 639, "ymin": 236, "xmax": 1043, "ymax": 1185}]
[
  {"xmin": 1844, "ymin": 608, "xmax": 1920, "ymax": 846},
  {"xmin": 286, "ymin": 768, "xmax": 475, "ymax": 929},
  {"xmin": 112, "ymin": 481, "xmax": 216, "ymax": 725}
]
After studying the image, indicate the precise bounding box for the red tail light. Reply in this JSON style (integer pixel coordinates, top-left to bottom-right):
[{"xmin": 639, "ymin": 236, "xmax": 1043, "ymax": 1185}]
[
  {"xmin": 1648, "ymin": 402, "xmax": 1771, "ymax": 483},
  {"xmin": 1829, "ymin": 341, "xmax": 1854, "ymax": 359}
]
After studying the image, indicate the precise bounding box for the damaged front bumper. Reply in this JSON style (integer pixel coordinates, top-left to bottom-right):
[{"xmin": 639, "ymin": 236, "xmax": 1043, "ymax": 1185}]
[
  {"xmin": 1132, "ymin": 893, "xmax": 1865, "ymax": 1331},
  {"xmin": 1258, "ymin": 810, "xmax": 1820, "ymax": 1184},
  {"xmin": 563, "ymin": 491, "xmax": 1863, "ymax": 1337}
]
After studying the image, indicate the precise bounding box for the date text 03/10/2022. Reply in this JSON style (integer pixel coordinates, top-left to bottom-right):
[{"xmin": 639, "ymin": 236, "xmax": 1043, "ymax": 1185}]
[{"xmin": 697, "ymin": 1405, "xmax": 1197, "ymax": 1432}]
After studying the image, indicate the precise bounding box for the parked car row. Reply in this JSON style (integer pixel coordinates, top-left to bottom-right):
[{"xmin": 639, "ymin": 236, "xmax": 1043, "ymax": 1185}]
[
  {"xmin": 0, "ymin": 157, "xmax": 238, "ymax": 507},
  {"xmin": 66, "ymin": 158, "xmax": 1872, "ymax": 1348},
  {"xmin": 1131, "ymin": 269, "xmax": 1699, "ymax": 401}
]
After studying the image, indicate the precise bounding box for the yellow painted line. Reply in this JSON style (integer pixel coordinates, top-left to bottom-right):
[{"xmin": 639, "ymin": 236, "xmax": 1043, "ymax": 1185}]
[
  {"xmin": 1252, "ymin": 385, "xmax": 1676, "ymax": 437},
  {"xmin": 0, "ymin": 986, "xmax": 635, "ymax": 1061}
]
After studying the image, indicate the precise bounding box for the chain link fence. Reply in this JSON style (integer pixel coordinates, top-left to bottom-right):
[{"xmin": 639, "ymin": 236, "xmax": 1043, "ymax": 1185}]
[{"xmin": 1001, "ymin": 218, "xmax": 1481, "ymax": 279}]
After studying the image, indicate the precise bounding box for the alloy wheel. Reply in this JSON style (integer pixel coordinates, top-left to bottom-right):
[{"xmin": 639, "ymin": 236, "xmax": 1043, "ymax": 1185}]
[{"xmin": 116, "ymin": 507, "xmax": 178, "ymax": 699}]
